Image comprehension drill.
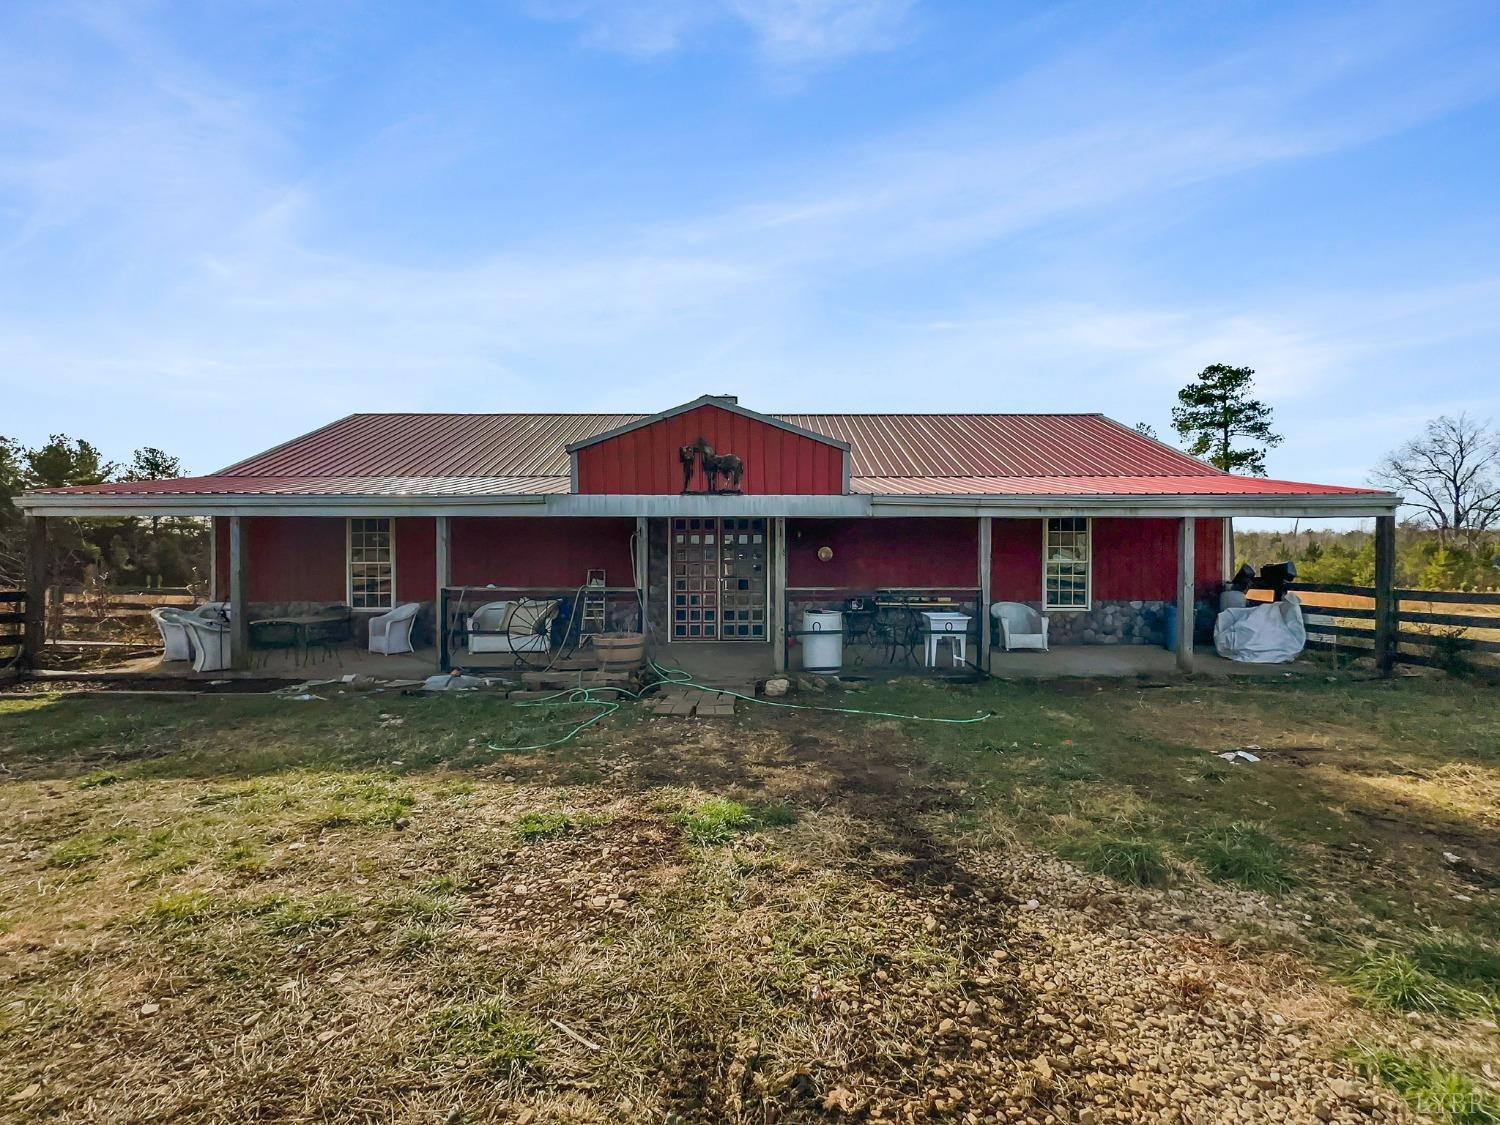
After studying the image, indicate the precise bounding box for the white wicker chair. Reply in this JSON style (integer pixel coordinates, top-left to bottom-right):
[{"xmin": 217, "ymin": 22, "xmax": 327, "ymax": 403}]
[
  {"xmin": 368, "ymin": 602, "xmax": 421, "ymax": 655},
  {"xmin": 991, "ymin": 602, "xmax": 1050, "ymax": 651},
  {"xmin": 180, "ymin": 616, "xmax": 232, "ymax": 672},
  {"xmin": 151, "ymin": 607, "xmax": 195, "ymax": 662}
]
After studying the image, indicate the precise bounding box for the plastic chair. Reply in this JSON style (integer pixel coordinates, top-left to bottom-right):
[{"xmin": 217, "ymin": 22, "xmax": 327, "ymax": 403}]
[
  {"xmin": 991, "ymin": 602, "xmax": 1050, "ymax": 651},
  {"xmin": 151, "ymin": 607, "xmax": 194, "ymax": 662},
  {"xmin": 181, "ymin": 616, "xmax": 232, "ymax": 672},
  {"xmin": 368, "ymin": 602, "xmax": 421, "ymax": 655}
]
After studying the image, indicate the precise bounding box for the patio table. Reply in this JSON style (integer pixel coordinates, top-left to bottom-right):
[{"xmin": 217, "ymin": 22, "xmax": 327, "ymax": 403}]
[{"xmin": 249, "ymin": 614, "xmax": 350, "ymax": 666}]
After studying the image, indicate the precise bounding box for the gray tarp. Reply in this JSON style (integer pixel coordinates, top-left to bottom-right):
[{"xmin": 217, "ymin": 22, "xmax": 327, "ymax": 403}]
[{"xmin": 1213, "ymin": 594, "xmax": 1307, "ymax": 663}]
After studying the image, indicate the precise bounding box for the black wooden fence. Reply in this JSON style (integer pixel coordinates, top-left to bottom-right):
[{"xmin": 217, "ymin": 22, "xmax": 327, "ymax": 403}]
[
  {"xmin": 1258, "ymin": 582, "xmax": 1500, "ymax": 668},
  {"xmin": 0, "ymin": 590, "xmax": 25, "ymax": 654}
]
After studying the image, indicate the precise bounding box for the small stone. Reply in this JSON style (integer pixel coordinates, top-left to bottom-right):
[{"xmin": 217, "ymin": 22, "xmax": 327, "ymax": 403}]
[{"xmin": 139, "ymin": 1002, "xmax": 160, "ymax": 1016}]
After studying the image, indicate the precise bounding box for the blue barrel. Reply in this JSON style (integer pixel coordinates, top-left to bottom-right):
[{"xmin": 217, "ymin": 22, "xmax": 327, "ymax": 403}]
[{"xmin": 1163, "ymin": 605, "xmax": 1178, "ymax": 651}]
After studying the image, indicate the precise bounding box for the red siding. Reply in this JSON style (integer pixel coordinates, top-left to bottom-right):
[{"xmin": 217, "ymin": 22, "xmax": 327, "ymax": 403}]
[
  {"xmin": 1089, "ymin": 517, "xmax": 1224, "ymax": 601},
  {"xmin": 394, "ymin": 517, "xmax": 436, "ymax": 603},
  {"xmin": 449, "ymin": 517, "xmax": 636, "ymax": 587},
  {"xmin": 990, "ymin": 518, "xmax": 1043, "ymax": 600},
  {"xmin": 213, "ymin": 516, "xmax": 346, "ymax": 602},
  {"xmin": 987, "ymin": 517, "xmax": 1224, "ymax": 604},
  {"xmin": 787, "ymin": 518, "xmax": 979, "ymax": 588},
  {"xmin": 577, "ymin": 405, "xmax": 845, "ymax": 495}
]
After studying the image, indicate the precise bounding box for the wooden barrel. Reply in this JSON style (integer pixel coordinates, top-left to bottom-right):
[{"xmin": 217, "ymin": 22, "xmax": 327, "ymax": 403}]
[{"xmin": 592, "ymin": 632, "xmax": 646, "ymax": 669}]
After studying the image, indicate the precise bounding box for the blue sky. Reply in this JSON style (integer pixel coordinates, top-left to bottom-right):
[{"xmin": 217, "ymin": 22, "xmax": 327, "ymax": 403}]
[{"xmin": 3, "ymin": 0, "xmax": 1498, "ymax": 500}]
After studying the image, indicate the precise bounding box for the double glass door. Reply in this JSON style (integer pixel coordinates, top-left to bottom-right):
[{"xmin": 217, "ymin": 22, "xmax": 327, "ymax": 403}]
[{"xmin": 670, "ymin": 518, "xmax": 768, "ymax": 641}]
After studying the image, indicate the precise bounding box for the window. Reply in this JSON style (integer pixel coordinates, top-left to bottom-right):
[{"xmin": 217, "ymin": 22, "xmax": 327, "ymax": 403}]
[
  {"xmin": 1044, "ymin": 517, "xmax": 1090, "ymax": 610},
  {"xmin": 348, "ymin": 518, "xmax": 394, "ymax": 609}
]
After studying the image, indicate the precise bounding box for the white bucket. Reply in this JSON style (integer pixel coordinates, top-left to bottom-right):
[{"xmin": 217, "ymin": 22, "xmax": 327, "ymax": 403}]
[{"xmin": 801, "ymin": 610, "xmax": 844, "ymax": 672}]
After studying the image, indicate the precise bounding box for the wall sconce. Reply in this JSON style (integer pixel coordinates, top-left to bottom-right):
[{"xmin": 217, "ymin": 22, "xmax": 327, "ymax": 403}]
[{"xmin": 817, "ymin": 546, "xmax": 834, "ymax": 562}]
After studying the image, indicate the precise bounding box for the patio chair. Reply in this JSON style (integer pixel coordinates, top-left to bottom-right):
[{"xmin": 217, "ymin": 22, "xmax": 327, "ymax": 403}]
[
  {"xmin": 151, "ymin": 607, "xmax": 195, "ymax": 662},
  {"xmin": 180, "ymin": 616, "xmax": 232, "ymax": 673},
  {"xmin": 368, "ymin": 602, "xmax": 421, "ymax": 655},
  {"xmin": 465, "ymin": 599, "xmax": 559, "ymax": 659},
  {"xmin": 991, "ymin": 602, "xmax": 1050, "ymax": 651},
  {"xmin": 193, "ymin": 602, "xmax": 229, "ymax": 622}
]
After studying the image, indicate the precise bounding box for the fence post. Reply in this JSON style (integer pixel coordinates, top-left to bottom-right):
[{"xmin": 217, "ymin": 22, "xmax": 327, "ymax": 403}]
[
  {"xmin": 1374, "ymin": 514, "xmax": 1397, "ymax": 675},
  {"xmin": 23, "ymin": 516, "xmax": 48, "ymax": 669}
]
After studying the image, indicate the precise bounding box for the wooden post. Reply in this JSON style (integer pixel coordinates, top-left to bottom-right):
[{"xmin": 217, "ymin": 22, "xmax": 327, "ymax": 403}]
[
  {"xmin": 22, "ymin": 516, "xmax": 48, "ymax": 669},
  {"xmin": 978, "ymin": 516, "xmax": 992, "ymax": 672},
  {"xmin": 1374, "ymin": 513, "xmax": 1397, "ymax": 675},
  {"xmin": 634, "ymin": 515, "xmax": 649, "ymax": 634},
  {"xmin": 228, "ymin": 515, "xmax": 250, "ymax": 671},
  {"xmin": 435, "ymin": 515, "xmax": 450, "ymax": 670},
  {"xmin": 771, "ymin": 516, "xmax": 787, "ymax": 674},
  {"xmin": 1177, "ymin": 516, "xmax": 1196, "ymax": 674}
]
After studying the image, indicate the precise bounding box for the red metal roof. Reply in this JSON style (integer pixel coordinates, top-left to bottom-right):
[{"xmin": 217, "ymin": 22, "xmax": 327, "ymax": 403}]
[{"xmin": 24, "ymin": 409, "xmax": 1386, "ymax": 501}]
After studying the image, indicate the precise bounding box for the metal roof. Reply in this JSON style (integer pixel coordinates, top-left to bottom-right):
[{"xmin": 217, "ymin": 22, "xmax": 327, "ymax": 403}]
[
  {"xmin": 217, "ymin": 410, "xmax": 1218, "ymax": 480},
  {"xmin": 21, "ymin": 409, "xmax": 1388, "ymax": 504}
]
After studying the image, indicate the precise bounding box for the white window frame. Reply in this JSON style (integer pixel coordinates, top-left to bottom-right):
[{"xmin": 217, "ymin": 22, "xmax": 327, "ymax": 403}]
[
  {"xmin": 347, "ymin": 517, "xmax": 396, "ymax": 611},
  {"xmin": 1042, "ymin": 516, "xmax": 1091, "ymax": 612}
]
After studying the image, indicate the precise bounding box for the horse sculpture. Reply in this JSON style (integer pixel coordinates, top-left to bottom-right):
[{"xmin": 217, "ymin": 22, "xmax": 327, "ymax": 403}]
[{"xmin": 679, "ymin": 436, "xmax": 744, "ymax": 493}]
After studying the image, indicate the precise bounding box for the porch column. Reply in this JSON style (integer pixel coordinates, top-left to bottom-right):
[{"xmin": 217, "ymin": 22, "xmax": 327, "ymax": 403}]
[
  {"xmin": 771, "ymin": 516, "xmax": 787, "ymax": 673},
  {"xmin": 228, "ymin": 515, "xmax": 250, "ymax": 671},
  {"xmin": 435, "ymin": 515, "xmax": 450, "ymax": 670},
  {"xmin": 978, "ymin": 516, "xmax": 992, "ymax": 671},
  {"xmin": 1176, "ymin": 516, "xmax": 1195, "ymax": 674},
  {"xmin": 1373, "ymin": 513, "xmax": 1397, "ymax": 675},
  {"xmin": 635, "ymin": 516, "xmax": 649, "ymax": 634},
  {"xmin": 22, "ymin": 515, "xmax": 48, "ymax": 669}
]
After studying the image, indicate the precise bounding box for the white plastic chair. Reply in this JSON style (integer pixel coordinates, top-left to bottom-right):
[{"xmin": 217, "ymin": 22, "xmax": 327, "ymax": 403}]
[
  {"xmin": 151, "ymin": 608, "xmax": 194, "ymax": 662},
  {"xmin": 991, "ymin": 602, "xmax": 1050, "ymax": 651},
  {"xmin": 368, "ymin": 602, "xmax": 421, "ymax": 655},
  {"xmin": 180, "ymin": 616, "xmax": 232, "ymax": 673}
]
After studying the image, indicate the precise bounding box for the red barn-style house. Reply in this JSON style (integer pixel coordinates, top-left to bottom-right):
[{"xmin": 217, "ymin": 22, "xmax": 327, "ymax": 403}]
[{"xmin": 16, "ymin": 395, "xmax": 1399, "ymax": 674}]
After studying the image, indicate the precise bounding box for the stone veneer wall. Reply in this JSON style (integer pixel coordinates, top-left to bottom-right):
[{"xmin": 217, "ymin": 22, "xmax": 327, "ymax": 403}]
[{"xmin": 1004, "ymin": 599, "xmax": 1218, "ymax": 646}]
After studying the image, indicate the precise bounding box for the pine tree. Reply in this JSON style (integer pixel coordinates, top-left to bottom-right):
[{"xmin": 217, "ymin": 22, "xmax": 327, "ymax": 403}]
[{"xmin": 1171, "ymin": 365, "xmax": 1283, "ymax": 476}]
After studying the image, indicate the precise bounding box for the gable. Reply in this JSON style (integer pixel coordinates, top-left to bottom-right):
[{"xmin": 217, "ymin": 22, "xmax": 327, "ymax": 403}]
[{"xmin": 573, "ymin": 403, "xmax": 848, "ymax": 495}]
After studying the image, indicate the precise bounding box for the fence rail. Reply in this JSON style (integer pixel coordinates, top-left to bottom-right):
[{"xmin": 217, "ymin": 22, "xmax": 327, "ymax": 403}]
[
  {"xmin": 1256, "ymin": 581, "xmax": 1500, "ymax": 668},
  {"xmin": 0, "ymin": 590, "xmax": 26, "ymax": 651}
]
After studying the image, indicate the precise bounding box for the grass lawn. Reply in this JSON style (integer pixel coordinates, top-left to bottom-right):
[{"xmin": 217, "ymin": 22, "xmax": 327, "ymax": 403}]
[{"xmin": 1, "ymin": 672, "xmax": 1497, "ymax": 1123}]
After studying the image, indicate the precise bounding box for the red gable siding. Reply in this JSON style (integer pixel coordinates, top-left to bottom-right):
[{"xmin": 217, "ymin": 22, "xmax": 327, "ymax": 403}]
[{"xmin": 575, "ymin": 404, "xmax": 844, "ymax": 495}]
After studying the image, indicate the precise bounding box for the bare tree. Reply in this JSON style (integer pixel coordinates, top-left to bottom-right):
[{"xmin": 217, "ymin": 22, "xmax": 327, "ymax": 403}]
[{"xmin": 1370, "ymin": 414, "xmax": 1500, "ymax": 548}]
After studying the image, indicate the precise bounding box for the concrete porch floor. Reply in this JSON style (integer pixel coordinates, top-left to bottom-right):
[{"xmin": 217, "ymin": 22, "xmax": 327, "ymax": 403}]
[{"xmin": 71, "ymin": 647, "xmax": 443, "ymax": 682}]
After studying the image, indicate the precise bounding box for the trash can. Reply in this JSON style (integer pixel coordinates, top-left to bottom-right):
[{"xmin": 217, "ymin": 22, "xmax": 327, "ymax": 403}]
[
  {"xmin": 1163, "ymin": 604, "xmax": 1178, "ymax": 651},
  {"xmin": 801, "ymin": 610, "xmax": 844, "ymax": 672}
]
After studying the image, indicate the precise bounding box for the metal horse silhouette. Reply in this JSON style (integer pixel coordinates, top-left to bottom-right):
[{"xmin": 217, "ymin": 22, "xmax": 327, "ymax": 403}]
[{"xmin": 679, "ymin": 436, "xmax": 744, "ymax": 494}]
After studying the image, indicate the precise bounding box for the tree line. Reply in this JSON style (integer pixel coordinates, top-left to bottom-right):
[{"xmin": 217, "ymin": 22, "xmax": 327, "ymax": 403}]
[{"xmin": 0, "ymin": 435, "xmax": 208, "ymax": 591}]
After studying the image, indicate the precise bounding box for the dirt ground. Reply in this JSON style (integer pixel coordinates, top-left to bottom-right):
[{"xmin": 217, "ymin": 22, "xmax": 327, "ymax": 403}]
[{"xmin": 0, "ymin": 675, "xmax": 1496, "ymax": 1123}]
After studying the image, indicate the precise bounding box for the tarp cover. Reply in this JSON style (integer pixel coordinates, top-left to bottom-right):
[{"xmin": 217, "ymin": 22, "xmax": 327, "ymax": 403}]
[{"xmin": 1213, "ymin": 594, "xmax": 1307, "ymax": 663}]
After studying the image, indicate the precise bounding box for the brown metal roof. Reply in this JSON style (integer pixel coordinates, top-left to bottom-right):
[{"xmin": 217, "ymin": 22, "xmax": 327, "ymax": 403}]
[
  {"xmin": 24, "ymin": 409, "xmax": 1384, "ymax": 501},
  {"xmin": 220, "ymin": 411, "xmax": 1219, "ymax": 480}
]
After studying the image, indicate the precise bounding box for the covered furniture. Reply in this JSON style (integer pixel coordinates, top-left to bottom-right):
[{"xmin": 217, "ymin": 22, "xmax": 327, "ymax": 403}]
[
  {"xmin": 369, "ymin": 602, "xmax": 421, "ymax": 655},
  {"xmin": 1214, "ymin": 594, "xmax": 1306, "ymax": 663},
  {"xmin": 466, "ymin": 599, "xmax": 559, "ymax": 658},
  {"xmin": 180, "ymin": 616, "xmax": 232, "ymax": 673},
  {"xmin": 150, "ymin": 607, "xmax": 195, "ymax": 662},
  {"xmin": 991, "ymin": 602, "xmax": 1050, "ymax": 651}
]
